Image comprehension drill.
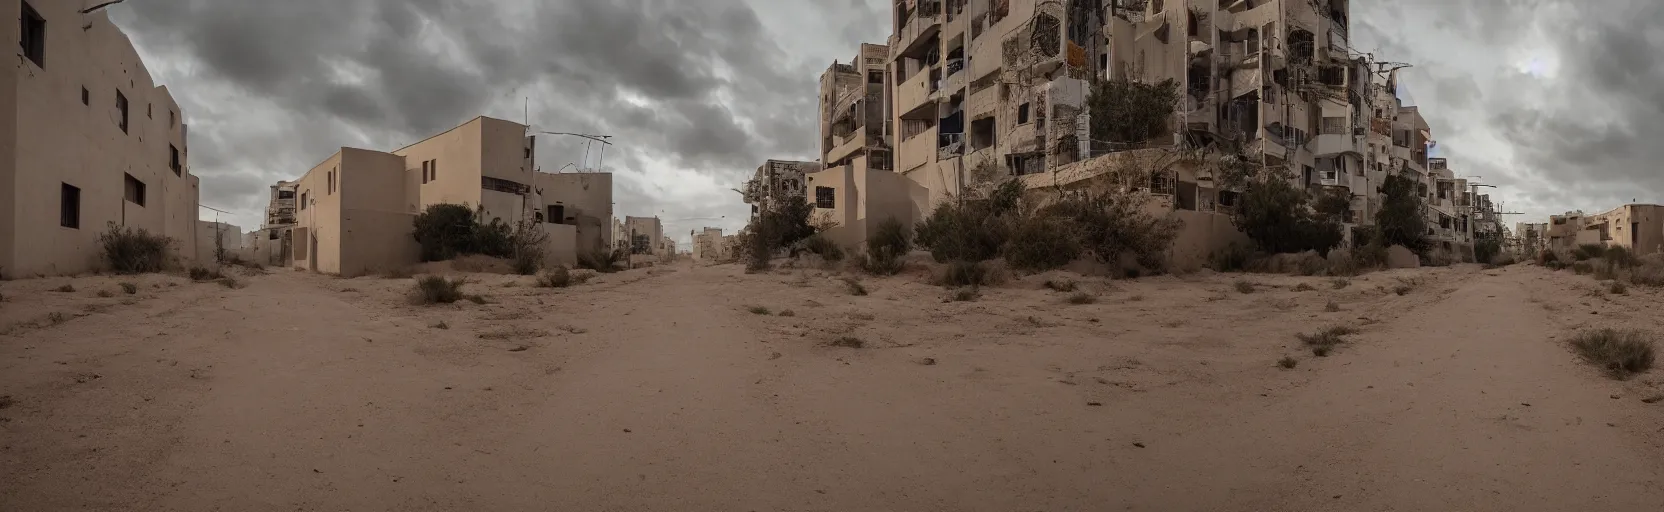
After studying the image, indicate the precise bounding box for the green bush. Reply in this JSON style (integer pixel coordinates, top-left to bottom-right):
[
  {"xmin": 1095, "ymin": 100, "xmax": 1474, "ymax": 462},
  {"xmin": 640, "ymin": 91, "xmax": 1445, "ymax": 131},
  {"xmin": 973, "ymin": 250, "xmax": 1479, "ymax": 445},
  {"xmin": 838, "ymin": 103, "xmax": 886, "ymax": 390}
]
[
  {"xmin": 1604, "ymin": 246, "xmax": 1637, "ymax": 267},
  {"xmin": 1473, "ymin": 236, "xmax": 1503, "ymax": 265},
  {"xmin": 414, "ymin": 276, "xmax": 466, "ymax": 304},
  {"xmin": 740, "ymin": 197, "xmax": 818, "ymax": 270},
  {"xmin": 939, "ymin": 260, "xmax": 991, "ymax": 287},
  {"xmin": 1005, "ymin": 215, "xmax": 1080, "ymax": 271},
  {"xmin": 1376, "ymin": 175, "xmax": 1428, "ymax": 253},
  {"xmin": 413, "ymin": 204, "xmax": 477, "ymax": 261},
  {"xmin": 99, "ymin": 223, "xmax": 173, "ymax": 274},
  {"xmin": 915, "ymin": 195, "xmax": 1015, "ymax": 264},
  {"xmin": 800, "ymin": 235, "xmax": 845, "ymax": 262},
  {"xmin": 1230, "ymin": 177, "xmax": 1342, "ymax": 256},
  {"xmin": 1573, "ymin": 244, "xmax": 1606, "ymax": 261},
  {"xmin": 1040, "ymin": 191, "xmax": 1180, "ymax": 272}
]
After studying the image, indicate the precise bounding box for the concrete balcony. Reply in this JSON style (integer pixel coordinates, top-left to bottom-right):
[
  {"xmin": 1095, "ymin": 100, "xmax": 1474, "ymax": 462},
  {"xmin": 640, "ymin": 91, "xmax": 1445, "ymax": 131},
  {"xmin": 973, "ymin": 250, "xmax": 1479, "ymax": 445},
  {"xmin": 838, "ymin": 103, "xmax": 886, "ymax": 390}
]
[
  {"xmin": 827, "ymin": 132, "xmax": 866, "ymax": 164},
  {"xmin": 897, "ymin": 126, "xmax": 939, "ymax": 173},
  {"xmin": 896, "ymin": 69, "xmax": 935, "ymax": 118},
  {"xmin": 1313, "ymin": 133, "xmax": 1357, "ymax": 157},
  {"xmin": 891, "ymin": 8, "xmax": 943, "ymax": 60}
]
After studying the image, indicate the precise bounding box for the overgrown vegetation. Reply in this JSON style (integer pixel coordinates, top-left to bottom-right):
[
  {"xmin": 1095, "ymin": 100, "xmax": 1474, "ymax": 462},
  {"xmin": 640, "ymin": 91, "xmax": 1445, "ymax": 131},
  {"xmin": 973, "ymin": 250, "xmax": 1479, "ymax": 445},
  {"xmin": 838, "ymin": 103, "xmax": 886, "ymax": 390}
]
[
  {"xmin": 1086, "ymin": 77, "xmax": 1182, "ymax": 146},
  {"xmin": 99, "ymin": 223, "xmax": 172, "ymax": 274},
  {"xmin": 1231, "ymin": 174, "xmax": 1342, "ymax": 255},
  {"xmin": 1067, "ymin": 291, "xmax": 1097, "ymax": 305},
  {"xmin": 740, "ymin": 197, "xmax": 817, "ymax": 271},
  {"xmin": 1573, "ymin": 244, "xmax": 1606, "ymax": 261},
  {"xmin": 414, "ymin": 276, "xmax": 466, "ymax": 304},
  {"xmin": 577, "ymin": 248, "xmax": 624, "ymax": 273},
  {"xmin": 950, "ymin": 288, "xmax": 979, "ymax": 302},
  {"xmin": 188, "ymin": 267, "xmax": 222, "ymax": 281},
  {"xmin": 800, "ymin": 235, "xmax": 845, "ymax": 262},
  {"xmin": 860, "ymin": 218, "xmax": 911, "ymax": 275},
  {"xmin": 938, "ymin": 260, "xmax": 992, "ymax": 287},
  {"xmin": 1376, "ymin": 175, "xmax": 1429, "ymax": 253},
  {"xmin": 1569, "ymin": 328, "xmax": 1656, "ymax": 379},
  {"xmin": 842, "ymin": 276, "xmax": 869, "ymax": 296},
  {"xmin": 748, "ymin": 306, "xmax": 772, "ymax": 315},
  {"xmin": 412, "ymin": 204, "xmax": 548, "ymax": 272},
  {"xmin": 537, "ymin": 266, "xmax": 590, "ymax": 288},
  {"xmin": 1473, "ymin": 235, "xmax": 1503, "ymax": 265}
]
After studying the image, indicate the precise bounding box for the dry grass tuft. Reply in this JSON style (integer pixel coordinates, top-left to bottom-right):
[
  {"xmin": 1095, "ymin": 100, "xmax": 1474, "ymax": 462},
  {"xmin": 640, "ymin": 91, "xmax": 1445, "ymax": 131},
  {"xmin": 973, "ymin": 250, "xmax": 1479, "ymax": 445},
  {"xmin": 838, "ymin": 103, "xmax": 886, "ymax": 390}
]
[
  {"xmin": 1277, "ymin": 356, "xmax": 1299, "ymax": 369},
  {"xmin": 414, "ymin": 276, "xmax": 466, "ymax": 304},
  {"xmin": 778, "ymin": 309, "xmax": 796, "ymax": 317},
  {"xmin": 842, "ymin": 276, "xmax": 869, "ymax": 296},
  {"xmin": 950, "ymin": 288, "xmax": 980, "ymax": 302},
  {"xmin": 1294, "ymin": 283, "xmax": 1316, "ymax": 292},
  {"xmin": 748, "ymin": 306, "xmax": 772, "ymax": 315},
  {"xmin": 1332, "ymin": 278, "xmax": 1350, "ymax": 289},
  {"xmin": 96, "ymin": 290, "xmax": 113, "ymax": 298},
  {"xmin": 1234, "ymin": 280, "xmax": 1256, "ymax": 294},
  {"xmin": 1298, "ymin": 325, "xmax": 1359, "ymax": 357},
  {"xmin": 54, "ymin": 284, "xmax": 75, "ymax": 293},
  {"xmin": 829, "ymin": 336, "xmax": 865, "ymax": 348},
  {"xmin": 1569, "ymin": 329, "xmax": 1656, "ymax": 379},
  {"xmin": 120, "ymin": 282, "xmax": 138, "ymax": 295},
  {"xmin": 1067, "ymin": 291, "xmax": 1097, "ymax": 305},
  {"xmin": 1325, "ymin": 301, "xmax": 1341, "ymax": 312},
  {"xmin": 1044, "ymin": 279, "xmax": 1078, "ymax": 292}
]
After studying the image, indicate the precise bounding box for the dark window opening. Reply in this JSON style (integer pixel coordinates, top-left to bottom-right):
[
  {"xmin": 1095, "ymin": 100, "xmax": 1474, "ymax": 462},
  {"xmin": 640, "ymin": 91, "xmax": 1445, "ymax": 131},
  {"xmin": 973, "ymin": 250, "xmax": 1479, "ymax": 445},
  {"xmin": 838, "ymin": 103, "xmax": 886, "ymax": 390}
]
[
  {"xmin": 422, "ymin": 160, "xmax": 430, "ymax": 184},
  {"xmin": 124, "ymin": 174, "xmax": 146, "ymax": 206},
  {"xmin": 21, "ymin": 1, "xmax": 46, "ymax": 68},
  {"xmin": 481, "ymin": 176, "xmax": 530, "ymax": 194},
  {"xmin": 1017, "ymin": 103, "xmax": 1031, "ymax": 124},
  {"xmin": 868, "ymin": 70, "xmax": 884, "ymax": 84},
  {"xmin": 300, "ymin": 191, "xmax": 308, "ymax": 210},
  {"xmin": 60, "ymin": 183, "xmax": 80, "ymax": 229},
  {"xmin": 815, "ymin": 186, "xmax": 836, "ymax": 208},
  {"xmin": 115, "ymin": 91, "xmax": 130, "ymax": 133},
  {"xmin": 169, "ymin": 144, "xmax": 182, "ymax": 175},
  {"xmin": 1218, "ymin": 190, "xmax": 1239, "ymax": 208},
  {"xmin": 547, "ymin": 205, "xmax": 565, "ymax": 224},
  {"xmin": 82, "ymin": 87, "xmax": 90, "ymax": 105},
  {"xmin": 278, "ymin": 190, "xmax": 295, "ymax": 199},
  {"xmin": 147, "ymin": 103, "xmax": 153, "ymax": 119}
]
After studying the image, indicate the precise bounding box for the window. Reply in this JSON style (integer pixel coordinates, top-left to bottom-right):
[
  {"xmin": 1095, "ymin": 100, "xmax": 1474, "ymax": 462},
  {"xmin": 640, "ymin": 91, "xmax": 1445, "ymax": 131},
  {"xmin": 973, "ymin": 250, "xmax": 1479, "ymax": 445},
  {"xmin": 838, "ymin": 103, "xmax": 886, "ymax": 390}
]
[
  {"xmin": 1017, "ymin": 103, "xmax": 1031, "ymax": 124},
  {"xmin": 21, "ymin": 2, "xmax": 46, "ymax": 68},
  {"xmin": 169, "ymin": 144, "xmax": 182, "ymax": 175},
  {"xmin": 1321, "ymin": 117, "xmax": 1346, "ymax": 135},
  {"xmin": 327, "ymin": 168, "xmax": 336, "ymax": 195},
  {"xmin": 60, "ymin": 183, "xmax": 80, "ymax": 229},
  {"xmin": 430, "ymin": 159, "xmax": 437, "ymax": 180},
  {"xmin": 120, "ymin": 173, "xmax": 147, "ymax": 206},
  {"xmin": 169, "ymin": 110, "xmax": 176, "ymax": 128},
  {"xmin": 82, "ymin": 87, "xmax": 90, "ymax": 106},
  {"xmin": 421, "ymin": 160, "xmax": 430, "ymax": 184},
  {"xmin": 546, "ymin": 205, "xmax": 565, "ymax": 224},
  {"xmin": 147, "ymin": 103, "xmax": 153, "ymax": 119},
  {"xmin": 278, "ymin": 190, "xmax": 295, "ymax": 199},
  {"xmin": 482, "ymin": 176, "xmax": 529, "ymax": 194},
  {"xmin": 1218, "ymin": 190, "xmax": 1239, "ymax": 208},
  {"xmin": 300, "ymin": 191, "xmax": 308, "ymax": 210},
  {"xmin": 815, "ymin": 186, "xmax": 836, "ymax": 208},
  {"xmin": 868, "ymin": 70, "xmax": 883, "ymax": 84},
  {"xmin": 116, "ymin": 91, "xmax": 130, "ymax": 133}
]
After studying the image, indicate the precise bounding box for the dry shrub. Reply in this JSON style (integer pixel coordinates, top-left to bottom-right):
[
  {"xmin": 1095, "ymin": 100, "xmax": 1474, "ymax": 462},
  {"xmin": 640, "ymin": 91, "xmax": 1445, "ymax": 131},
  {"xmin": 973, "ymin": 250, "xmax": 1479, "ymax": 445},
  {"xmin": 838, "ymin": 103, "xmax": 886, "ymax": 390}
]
[
  {"xmin": 1298, "ymin": 325, "xmax": 1359, "ymax": 357},
  {"xmin": 1331, "ymin": 278, "xmax": 1350, "ymax": 289},
  {"xmin": 100, "ymin": 223, "xmax": 173, "ymax": 274},
  {"xmin": 1294, "ymin": 283, "xmax": 1316, "ymax": 292},
  {"xmin": 1277, "ymin": 356, "xmax": 1298, "ymax": 369},
  {"xmin": 217, "ymin": 277, "xmax": 244, "ymax": 289},
  {"xmin": 748, "ymin": 306, "xmax": 772, "ymax": 315},
  {"xmin": 188, "ymin": 267, "xmax": 223, "ymax": 281},
  {"xmin": 1609, "ymin": 281, "xmax": 1628, "ymax": 295},
  {"xmin": 1569, "ymin": 329, "xmax": 1656, "ymax": 379},
  {"xmin": 950, "ymin": 288, "xmax": 979, "ymax": 302},
  {"xmin": 54, "ymin": 284, "xmax": 75, "ymax": 293},
  {"xmin": 936, "ymin": 260, "xmax": 1002, "ymax": 288},
  {"xmin": 414, "ymin": 276, "xmax": 466, "ymax": 304},
  {"xmin": 829, "ymin": 336, "xmax": 865, "ymax": 348},
  {"xmin": 577, "ymin": 248, "xmax": 624, "ymax": 273},
  {"xmin": 383, "ymin": 267, "xmax": 415, "ymax": 279},
  {"xmin": 537, "ymin": 266, "xmax": 589, "ymax": 288},
  {"xmin": 1234, "ymin": 280, "xmax": 1256, "ymax": 294},
  {"xmin": 1423, "ymin": 247, "xmax": 1456, "ymax": 267},
  {"xmin": 1573, "ymin": 244, "xmax": 1606, "ymax": 261},
  {"xmin": 842, "ymin": 276, "xmax": 869, "ymax": 296},
  {"xmin": 1005, "ymin": 215, "xmax": 1081, "ymax": 272},
  {"xmin": 800, "ymin": 235, "xmax": 845, "ymax": 262},
  {"xmin": 1067, "ymin": 291, "xmax": 1097, "ymax": 304},
  {"xmin": 96, "ymin": 290, "xmax": 113, "ymax": 298},
  {"xmin": 860, "ymin": 218, "xmax": 910, "ymax": 276},
  {"xmin": 120, "ymin": 282, "xmax": 138, "ymax": 295},
  {"xmin": 1043, "ymin": 279, "xmax": 1077, "ymax": 292},
  {"xmin": 1631, "ymin": 255, "xmax": 1664, "ymax": 287}
]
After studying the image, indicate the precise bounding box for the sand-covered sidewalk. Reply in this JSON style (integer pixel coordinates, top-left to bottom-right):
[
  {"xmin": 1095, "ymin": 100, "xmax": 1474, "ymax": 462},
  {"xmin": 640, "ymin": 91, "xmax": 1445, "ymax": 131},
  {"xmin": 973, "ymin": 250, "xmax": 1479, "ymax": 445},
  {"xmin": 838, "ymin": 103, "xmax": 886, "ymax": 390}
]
[{"xmin": 3, "ymin": 262, "xmax": 1663, "ymax": 510}]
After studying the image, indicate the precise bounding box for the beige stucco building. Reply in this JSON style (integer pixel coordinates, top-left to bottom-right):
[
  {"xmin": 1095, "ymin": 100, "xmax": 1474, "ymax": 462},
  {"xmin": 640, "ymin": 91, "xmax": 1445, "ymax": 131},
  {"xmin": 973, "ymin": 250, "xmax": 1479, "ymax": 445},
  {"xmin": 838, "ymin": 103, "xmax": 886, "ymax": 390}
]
[
  {"xmin": 195, "ymin": 220, "xmax": 243, "ymax": 263},
  {"xmin": 1572, "ymin": 204, "xmax": 1664, "ymax": 257},
  {"xmin": 1, "ymin": 0, "xmax": 200, "ymax": 277},
  {"xmin": 270, "ymin": 116, "xmax": 610, "ymax": 277},
  {"xmin": 692, "ymin": 227, "xmax": 729, "ymax": 262}
]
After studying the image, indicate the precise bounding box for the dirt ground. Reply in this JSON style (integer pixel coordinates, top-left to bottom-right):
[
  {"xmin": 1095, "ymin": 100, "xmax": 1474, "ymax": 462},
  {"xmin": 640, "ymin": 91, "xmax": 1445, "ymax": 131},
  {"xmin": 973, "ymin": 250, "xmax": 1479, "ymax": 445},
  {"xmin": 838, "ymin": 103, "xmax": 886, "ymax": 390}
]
[{"xmin": 3, "ymin": 259, "xmax": 1663, "ymax": 511}]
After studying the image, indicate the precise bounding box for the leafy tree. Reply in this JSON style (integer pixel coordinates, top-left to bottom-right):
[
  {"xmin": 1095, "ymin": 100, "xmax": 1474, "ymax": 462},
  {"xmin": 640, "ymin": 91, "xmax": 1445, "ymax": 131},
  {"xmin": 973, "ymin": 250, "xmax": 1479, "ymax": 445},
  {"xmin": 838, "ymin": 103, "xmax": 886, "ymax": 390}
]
[
  {"xmin": 1087, "ymin": 77, "xmax": 1181, "ymax": 146},
  {"xmin": 1232, "ymin": 177, "xmax": 1342, "ymax": 255},
  {"xmin": 1376, "ymin": 174, "xmax": 1428, "ymax": 252},
  {"xmin": 413, "ymin": 204, "xmax": 477, "ymax": 261}
]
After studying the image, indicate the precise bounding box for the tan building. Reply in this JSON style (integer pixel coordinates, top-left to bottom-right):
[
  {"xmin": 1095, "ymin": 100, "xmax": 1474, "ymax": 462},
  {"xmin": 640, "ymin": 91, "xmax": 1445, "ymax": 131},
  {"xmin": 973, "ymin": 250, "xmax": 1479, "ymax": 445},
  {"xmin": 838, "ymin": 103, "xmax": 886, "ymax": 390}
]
[
  {"xmin": 623, "ymin": 216, "xmax": 663, "ymax": 256},
  {"xmin": 195, "ymin": 220, "xmax": 243, "ymax": 263},
  {"xmin": 692, "ymin": 227, "xmax": 728, "ymax": 262},
  {"xmin": 1514, "ymin": 222, "xmax": 1548, "ymax": 256},
  {"xmin": 274, "ymin": 116, "xmax": 610, "ymax": 277},
  {"xmin": 807, "ymin": 42, "xmax": 928, "ymax": 249},
  {"xmin": 1, "ymin": 1, "xmax": 200, "ymax": 277},
  {"xmin": 1575, "ymin": 204, "xmax": 1664, "ymax": 257},
  {"xmin": 741, "ymin": 159, "xmax": 822, "ymax": 216},
  {"xmin": 1547, "ymin": 211, "xmax": 1586, "ymax": 253}
]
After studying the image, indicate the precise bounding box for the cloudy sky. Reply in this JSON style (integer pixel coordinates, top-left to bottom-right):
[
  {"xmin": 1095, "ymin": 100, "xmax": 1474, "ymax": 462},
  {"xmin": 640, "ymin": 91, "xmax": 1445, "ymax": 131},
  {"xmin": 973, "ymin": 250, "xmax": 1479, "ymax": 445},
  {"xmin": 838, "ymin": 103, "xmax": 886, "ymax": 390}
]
[{"xmin": 107, "ymin": 0, "xmax": 1662, "ymax": 241}]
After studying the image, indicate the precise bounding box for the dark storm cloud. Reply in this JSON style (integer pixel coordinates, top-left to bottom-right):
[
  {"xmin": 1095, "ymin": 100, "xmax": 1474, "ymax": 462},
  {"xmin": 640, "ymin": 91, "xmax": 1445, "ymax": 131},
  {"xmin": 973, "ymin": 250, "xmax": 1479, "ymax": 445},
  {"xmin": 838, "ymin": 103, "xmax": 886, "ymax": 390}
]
[
  {"xmin": 1352, "ymin": 0, "xmax": 1664, "ymax": 217},
  {"xmin": 110, "ymin": 0, "xmax": 834, "ymax": 228}
]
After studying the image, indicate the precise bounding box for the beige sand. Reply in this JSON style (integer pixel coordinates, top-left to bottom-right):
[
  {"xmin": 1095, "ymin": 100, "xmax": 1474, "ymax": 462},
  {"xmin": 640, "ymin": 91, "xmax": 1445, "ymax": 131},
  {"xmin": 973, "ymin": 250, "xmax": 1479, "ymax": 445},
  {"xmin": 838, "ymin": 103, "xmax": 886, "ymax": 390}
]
[{"xmin": 2, "ymin": 261, "xmax": 1663, "ymax": 511}]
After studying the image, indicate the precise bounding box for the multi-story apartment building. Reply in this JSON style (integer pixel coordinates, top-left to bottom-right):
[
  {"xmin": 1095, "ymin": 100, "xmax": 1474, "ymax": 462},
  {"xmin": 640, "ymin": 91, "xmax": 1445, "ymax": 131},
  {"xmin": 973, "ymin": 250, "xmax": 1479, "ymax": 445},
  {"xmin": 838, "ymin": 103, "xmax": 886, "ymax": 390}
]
[
  {"xmin": 2, "ymin": 1, "xmax": 201, "ymax": 277},
  {"xmin": 740, "ymin": 159, "xmax": 822, "ymax": 216},
  {"xmin": 1546, "ymin": 211, "xmax": 1586, "ymax": 253},
  {"xmin": 692, "ymin": 227, "xmax": 728, "ymax": 261},
  {"xmin": 259, "ymin": 116, "xmax": 611, "ymax": 276}
]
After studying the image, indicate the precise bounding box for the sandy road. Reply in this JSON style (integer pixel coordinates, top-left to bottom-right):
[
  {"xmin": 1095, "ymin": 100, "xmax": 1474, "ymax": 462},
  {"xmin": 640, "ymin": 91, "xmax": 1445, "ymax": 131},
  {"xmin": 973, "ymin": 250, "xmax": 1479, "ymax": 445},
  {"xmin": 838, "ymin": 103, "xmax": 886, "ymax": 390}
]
[{"xmin": 2, "ymin": 264, "xmax": 1662, "ymax": 511}]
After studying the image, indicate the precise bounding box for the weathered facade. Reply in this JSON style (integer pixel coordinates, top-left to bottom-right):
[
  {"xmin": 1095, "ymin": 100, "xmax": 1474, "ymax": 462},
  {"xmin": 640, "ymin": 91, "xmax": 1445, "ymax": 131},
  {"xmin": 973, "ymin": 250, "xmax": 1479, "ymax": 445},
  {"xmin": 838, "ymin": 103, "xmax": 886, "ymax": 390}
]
[
  {"xmin": 1576, "ymin": 204, "xmax": 1664, "ymax": 257},
  {"xmin": 268, "ymin": 116, "xmax": 610, "ymax": 276},
  {"xmin": 1, "ymin": 0, "xmax": 200, "ymax": 277},
  {"xmin": 741, "ymin": 159, "xmax": 823, "ymax": 216}
]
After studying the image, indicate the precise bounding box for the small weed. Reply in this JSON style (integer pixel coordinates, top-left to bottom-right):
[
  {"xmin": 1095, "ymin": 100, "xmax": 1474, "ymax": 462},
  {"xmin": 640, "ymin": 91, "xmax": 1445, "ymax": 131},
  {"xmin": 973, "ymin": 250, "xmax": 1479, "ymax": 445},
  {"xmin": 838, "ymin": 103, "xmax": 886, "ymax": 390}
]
[
  {"xmin": 54, "ymin": 284, "xmax": 75, "ymax": 293},
  {"xmin": 1278, "ymin": 356, "xmax": 1299, "ymax": 369},
  {"xmin": 842, "ymin": 276, "xmax": 868, "ymax": 296},
  {"xmin": 96, "ymin": 290, "xmax": 113, "ymax": 298},
  {"xmin": 466, "ymin": 295, "xmax": 489, "ymax": 304},
  {"xmin": 1325, "ymin": 301, "xmax": 1341, "ymax": 312},
  {"xmin": 1298, "ymin": 325, "xmax": 1359, "ymax": 357},
  {"xmin": 778, "ymin": 310, "xmax": 797, "ymax": 317},
  {"xmin": 830, "ymin": 336, "xmax": 865, "ymax": 348},
  {"xmin": 1068, "ymin": 292, "xmax": 1097, "ymax": 305},
  {"xmin": 1569, "ymin": 329, "xmax": 1656, "ymax": 379},
  {"xmin": 217, "ymin": 277, "xmax": 244, "ymax": 289},
  {"xmin": 432, "ymin": 321, "xmax": 449, "ymax": 330},
  {"xmin": 1610, "ymin": 281, "xmax": 1628, "ymax": 295},
  {"xmin": 46, "ymin": 312, "xmax": 68, "ymax": 325},
  {"xmin": 536, "ymin": 266, "xmax": 580, "ymax": 288},
  {"xmin": 748, "ymin": 306, "xmax": 773, "ymax": 315},
  {"xmin": 850, "ymin": 312, "xmax": 875, "ymax": 321},
  {"xmin": 341, "ymin": 287, "xmax": 359, "ymax": 293},
  {"xmin": 188, "ymin": 267, "xmax": 223, "ymax": 281},
  {"xmin": 1392, "ymin": 279, "xmax": 1415, "ymax": 295},
  {"xmin": 1294, "ymin": 283, "xmax": 1316, "ymax": 292},
  {"xmin": 1332, "ymin": 278, "xmax": 1350, "ymax": 289},
  {"xmin": 1044, "ymin": 279, "xmax": 1077, "ymax": 292},
  {"xmin": 1234, "ymin": 280, "xmax": 1256, "ymax": 294},
  {"xmin": 119, "ymin": 282, "xmax": 137, "ymax": 295},
  {"xmin": 1126, "ymin": 294, "xmax": 1145, "ymax": 302},
  {"xmin": 950, "ymin": 288, "xmax": 979, "ymax": 302}
]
